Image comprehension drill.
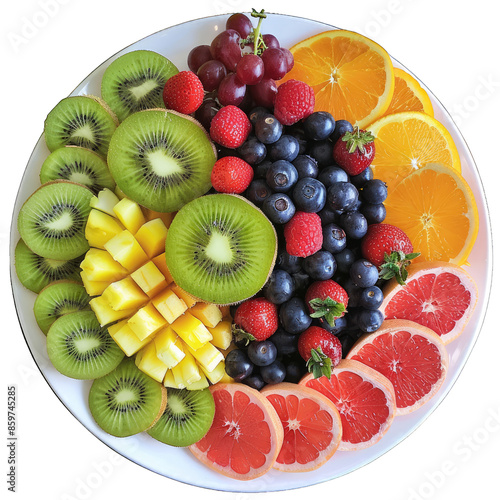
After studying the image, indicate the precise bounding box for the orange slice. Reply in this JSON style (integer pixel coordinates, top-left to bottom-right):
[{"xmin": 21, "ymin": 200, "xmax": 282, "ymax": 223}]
[
  {"xmin": 368, "ymin": 111, "xmax": 461, "ymax": 192},
  {"xmin": 347, "ymin": 319, "xmax": 449, "ymax": 415},
  {"xmin": 280, "ymin": 30, "xmax": 395, "ymax": 128},
  {"xmin": 383, "ymin": 162, "xmax": 479, "ymax": 265},
  {"xmin": 380, "ymin": 261, "xmax": 478, "ymax": 344}
]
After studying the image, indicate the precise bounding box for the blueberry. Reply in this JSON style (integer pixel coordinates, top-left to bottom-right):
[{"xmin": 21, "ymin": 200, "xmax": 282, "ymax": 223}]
[
  {"xmin": 284, "ymin": 358, "xmax": 307, "ymax": 383},
  {"xmin": 361, "ymin": 179, "xmax": 388, "ymax": 204},
  {"xmin": 327, "ymin": 182, "xmax": 359, "ymax": 211},
  {"xmin": 331, "ymin": 119, "xmax": 354, "ymax": 145},
  {"xmin": 307, "ymin": 140, "xmax": 334, "ymax": 167},
  {"xmin": 335, "ymin": 248, "xmax": 356, "ymax": 275},
  {"xmin": 302, "ymin": 250, "xmax": 336, "ymax": 280},
  {"xmin": 292, "ymin": 154, "xmax": 319, "ymax": 179},
  {"xmin": 339, "ymin": 211, "xmax": 368, "ymax": 239},
  {"xmin": 292, "ymin": 177, "xmax": 327, "ymax": 213},
  {"xmin": 266, "ymin": 160, "xmax": 298, "ymax": 192},
  {"xmin": 357, "ymin": 308, "xmax": 384, "ymax": 333},
  {"xmin": 268, "ymin": 327, "xmax": 298, "ymax": 357},
  {"xmin": 279, "ymin": 297, "xmax": 312, "ymax": 334},
  {"xmin": 291, "ymin": 272, "xmax": 311, "ymax": 296},
  {"xmin": 275, "ymin": 247, "xmax": 302, "ymax": 274},
  {"xmin": 322, "ymin": 223, "xmax": 347, "ymax": 254},
  {"xmin": 254, "ymin": 113, "xmax": 283, "ymax": 144},
  {"xmin": 254, "ymin": 159, "xmax": 272, "ymax": 179},
  {"xmin": 224, "ymin": 349, "xmax": 253, "ymax": 381},
  {"xmin": 263, "ymin": 269, "xmax": 295, "ymax": 304},
  {"xmin": 339, "ymin": 276, "xmax": 362, "ymax": 308},
  {"xmin": 303, "ymin": 111, "xmax": 335, "ymax": 141},
  {"xmin": 359, "ymin": 286, "xmax": 384, "ymax": 310},
  {"xmin": 360, "ymin": 202, "xmax": 386, "ymax": 224},
  {"xmin": 312, "ymin": 315, "xmax": 347, "ymax": 335},
  {"xmin": 262, "ymin": 193, "xmax": 296, "ymax": 224},
  {"xmin": 245, "ymin": 179, "xmax": 272, "ymax": 206},
  {"xmin": 338, "ymin": 332, "xmax": 356, "ymax": 357},
  {"xmin": 247, "ymin": 340, "xmax": 278, "ymax": 366},
  {"xmin": 242, "ymin": 372, "xmax": 266, "ymax": 390},
  {"xmin": 350, "ymin": 166, "xmax": 374, "ymax": 188},
  {"xmin": 318, "ymin": 206, "xmax": 340, "ymax": 225},
  {"xmin": 350, "ymin": 259, "xmax": 379, "ymax": 287},
  {"xmin": 286, "ymin": 125, "xmax": 308, "ymax": 155},
  {"xmin": 260, "ymin": 360, "xmax": 286, "ymax": 384},
  {"xmin": 267, "ymin": 134, "xmax": 300, "ymax": 162},
  {"xmin": 237, "ymin": 135, "xmax": 267, "ymax": 165},
  {"xmin": 248, "ymin": 106, "xmax": 271, "ymax": 125},
  {"xmin": 317, "ymin": 165, "xmax": 349, "ymax": 187}
]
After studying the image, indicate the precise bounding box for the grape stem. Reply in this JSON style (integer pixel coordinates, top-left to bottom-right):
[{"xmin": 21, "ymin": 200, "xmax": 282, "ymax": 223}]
[{"xmin": 251, "ymin": 8, "xmax": 267, "ymax": 55}]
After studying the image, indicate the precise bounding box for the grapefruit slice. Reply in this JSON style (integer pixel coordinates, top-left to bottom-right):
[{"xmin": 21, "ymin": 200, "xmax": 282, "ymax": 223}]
[
  {"xmin": 300, "ymin": 359, "xmax": 396, "ymax": 451},
  {"xmin": 347, "ymin": 319, "xmax": 449, "ymax": 415},
  {"xmin": 261, "ymin": 382, "xmax": 342, "ymax": 472},
  {"xmin": 380, "ymin": 261, "xmax": 478, "ymax": 344},
  {"xmin": 189, "ymin": 383, "xmax": 283, "ymax": 480}
]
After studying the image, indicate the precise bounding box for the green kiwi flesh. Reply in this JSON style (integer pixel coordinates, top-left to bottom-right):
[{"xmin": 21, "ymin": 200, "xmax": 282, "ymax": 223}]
[
  {"xmin": 147, "ymin": 387, "xmax": 215, "ymax": 447},
  {"xmin": 17, "ymin": 180, "xmax": 93, "ymax": 260},
  {"xmin": 44, "ymin": 95, "xmax": 118, "ymax": 157},
  {"xmin": 107, "ymin": 109, "xmax": 216, "ymax": 212},
  {"xmin": 46, "ymin": 310, "xmax": 124, "ymax": 380},
  {"xmin": 165, "ymin": 194, "xmax": 277, "ymax": 304},
  {"xmin": 14, "ymin": 239, "xmax": 84, "ymax": 293},
  {"xmin": 40, "ymin": 146, "xmax": 115, "ymax": 194},
  {"xmin": 101, "ymin": 50, "xmax": 179, "ymax": 122},
  {"xmin": 34, "ymin": 280, "xmax": 91, "ymax": 334},
  {"xmin": 89, "ymin": 358, "xmax": 167, "ymax": 437}
]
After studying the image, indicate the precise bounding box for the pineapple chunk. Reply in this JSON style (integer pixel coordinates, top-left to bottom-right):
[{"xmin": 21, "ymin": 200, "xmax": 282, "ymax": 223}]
[
  {"xmin": 170, "ymin": 363, "xmax": 186, "ymax": 389},
  {"xmin": 185, "ymin": 370, "xmax": 209, "ymax": 391},
  {"xmin": 219, "ymin": 369, "xmax": 235, "ymax": 384},
  {"xmin": 90, "ymin": 295, "xmax": 135, "ymax": 326},
  {"xmin": 189, "ymin": 303, "xmax": 223, "ymax": 328},
  {"xmin": 104, "ymin": 230, "xmax": 149, "ymax": 272},
  {"xmin": 152, "ymin": 287, "xmax": 187, "ymax": 324},
  {"xmin": 135, "ymin": 341, "xmax": 168, "ymax": 383},
  {"xmin": 130, "ymin": 261, "xmax": 168, "ymax": 298},
  {"xmin": 154, "ymin": 326, "xmax": 185, "ymax": 368},
  {"xmin": 127, "ymin": 302, "xmax": 166, "ymax": 341},
  {"xmin": 80, "ymin": 270, "xmax": 111, "ymax": 296},
  {"xmin": 200, "ymin": 360, "xmax": 227, "ymax": 384},
  {"xmin": 170, "ymin": 284, "xmax": 197, "ymax": 307},
  {"xmin": 107, "ymin": 319, "xmax": 149, "ymax": 356},
  {"xmin": 89, "ymin": 188, "xmax": 120, "ymax": 216},
  {"xmin": 101, "ymin": 276, "xmax": 148, "ymax": 311},
  {"xmin": 112, "ymin": 198, "xmax": 146, "ymax": 234},
  {"xmin": 135, "ymin": 218, "xmax": 168, "ymax": 258},
  {"xmin": 85, "ymin": 209, "xmax": 125, "ymax": 249},
  {"xmin": 170, "ymin": 312, "xmax": 212, "ymax": 350},
  {"xmin": 80, "ymin": 248, "xmax": 128, "ymax": 282},
  {"xmin": 143, "ymin": 209, "xmax": 176, "ymax": 228},
  {"xmin": 163, "ymin": 369, "xmax": 178, "ymax": 388},
  {"xmin": 187, "ymin": 342, "xmax": 224, "ymax": 372},
  {"xmin": 151, "ymin": 253, "xmax": 174, "ymax": 285},
  {"xmin": 208, "ymin": 320, "xmax": 232, "ymax": 350},
  {"xmin": 176, "ymin": 350, "xmax": 201, "ymax": 386}
]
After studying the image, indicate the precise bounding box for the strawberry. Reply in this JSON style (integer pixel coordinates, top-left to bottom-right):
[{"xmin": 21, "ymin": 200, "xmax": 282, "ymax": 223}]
[
  {"xmin": 232, "ymin": 297, "xmax": 278, "ymax": 344},
  {"xmin": 162, "ymin": 71, "xmax": 204, "ymax": 115},
  {"xmin": 211, "ymin": 156, "xmax": 254, "ymax": 194},
  {"xmin": 305, "ymin": 280, "xmax": 349, "ymax": 327},
  {"xmin": 332, "ymin": 126, "xmax": 375, "ymax": 176},
  {"xmin": 283, "ymin": 212, "xmax": 322, "ymax": 257},
  {"xmin": 273, "ymin": 79, "xmax": 315, "ymax": 126},
  {"xmin": 210, "ymin": 105, "xmax": 252, "ymax": 148},
  {"xmin": 298, "ymin": 326, "xmax": 342, "ymax": 378},
  {"xmin": 361, "ymin": 223, "xmax": 420, "ymax": 285}
]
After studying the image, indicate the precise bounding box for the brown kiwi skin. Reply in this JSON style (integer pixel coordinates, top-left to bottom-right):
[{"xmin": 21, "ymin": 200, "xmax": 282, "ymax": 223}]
[
  {"xmin": 145, "ymin": 386, "xmax": 168, "ymax": 431},
  {"xmin": 87, "ymin": 95, "xmax": 120, "ymax": 127}
]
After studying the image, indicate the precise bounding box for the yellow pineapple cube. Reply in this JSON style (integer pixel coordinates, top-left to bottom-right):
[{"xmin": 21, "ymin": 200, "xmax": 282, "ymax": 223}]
[
  {"xmin": 219, "ymin": 369, "xmax": 235, "ymax": 384},
  {"xmin": 135, "ymin": 218, "xmax": 168, "ymax": 258},
  {"xmin": 151, "ymin": 253, "xmax": 174, "ymax": 285},
  {"xmin": 200, "ymin": 360, "xmax": 227, "ymax": 384},
  {"xmin": 80, "ymin": 248, "xmax": 129, "ymax": 282},
  {"xmin": 112, "ymin": 198, "xmax": 146, "ymax": 234},
  {"xmin": 135, "ymin": 341, "xmax": 168, "ymax": 383},
  {"xmin": 170, "ymin": 284, "xmax": 197, "ymax": 307},
  {"xmin": 154, "ymin": 326, "xmax": 185, "ymax": 368},
  {"xmin": 89, "ymin": 188, "xmax": 120, "ymax": 217},
  {"xmin": 143, "ymin": 208, "xmax": 176, "ymax": 228},
  {"xmin": 127, "ymin": 302, "xmax": 166, "ymax": 341},
  {"xmin": 104, "ymin": 230, "xmax": 149, "ymax": 272},
  {"xmin": 189, "ymin": 303, "xmax": 223, "ymax": 328},
  {"xmin": 185, "ymin": 370, "xmax": 209, "ymax": 391},
  {"xmin": 130, "ymin": 261, "xmax": 168, "ymax": 298},
  {"xmin": 176, "ymin": 350, "xmax": 201, "ymax": 386},
  {"xmin": 170, "ymin": 363, "xmax": 186, "ymax": 389},
  {"xmin": 107, "ymin": 319, "xmax": 150, "ymax": 356},
  {"xmin": 85, "ymin": 209, "xmax": 125, "ymax": 249},
  {"xmin": 152, "ymin": 287, "xmax": 188, "ymax": 324},
  {"xmin": 90, "ymin": 295, "xmax": 135, "ymax": 326},
  {"xmin": 187, "ymin": 342, "xmax": 224, "ymax": 372},
  {"xmin": 163, "ymin": 369, "xmax": 177, "ymax": 388},
  {"xmin": 101, "ymin": 276, "xmax": 148, "ymax": 311},
  {"xmin": 208, "ymin": 320, "xmax": 232, "ymax": 350},
  {"xmin": 80, "ymin": 270, "xmax": 111, "ymax": 296},
  {"xmin": 171, "ymin": 312, "xmax": 212, "ymax": 350}
]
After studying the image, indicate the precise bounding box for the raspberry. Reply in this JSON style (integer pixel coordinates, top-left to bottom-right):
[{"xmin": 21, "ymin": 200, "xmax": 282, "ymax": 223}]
[
  {"xmin": 162, "ymin": 71, "xmax": 204, "ymax": 115},
  {"xmin": 273, "ymin": 79, "xmax": 315, "ymax": 126},
  {"xmin": 211, "ymin": 156, "xmax": 254, "ymax": 194},
  {"xmin": 283, "ymin": 211, "xmax": 323, "ymax": 257},
  {"xmin": 210, "ymin": 105, "xmax": 252, "ymax": 148}
]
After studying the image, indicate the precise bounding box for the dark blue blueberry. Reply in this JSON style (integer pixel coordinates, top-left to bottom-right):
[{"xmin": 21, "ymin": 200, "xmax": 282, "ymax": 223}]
[
  {"xmin": 291, "ymin": 272, "xmax": 311, "ymax": 296},
  {"xmin": 312, "ymin": 315, "xmax": 347, "ymax": 335},
  {"xmin": 242, "ymin": 372, "xmax": 266, "ymax": 390},
  {"xmin": 275, "ymin": 248, "xmax": 302, "ymax": 274},
  {"xmin": 263, "ymin": 269, "xmax": 295, "ymax": 304},
  {"xmin": 335, "ymin": 248, "xmax": 356, "ymax": 275},
  {"xmin": 317, "ymin": 165, "xmax": 349, "ymax": 187},
  {"xmin": 248, "ymin": 106, "xmax": 271, "ymax": 125},
  {"xmin": 254, "ymin": 159, "xmax": 272, "ymax": 179},
  {"xmin": 357, "ymin": 308, "xmax": 384, "ymax": 333},
  {"xmin": 338, "ymin": 332, "xmax": 356, "ymax": 357},
  {"xmin": 267, "ymin": 134, "xmax": 300, "ymax": 162},
  {"xmin": 260, "ymin": 360, "xmax": 287, "ymax": 384},
  {"xmin": 279, "ymin": 297, "xmax": 312, "ymax": 334},
  {"xmin": 284, "ymin": 358, "xmax": 307, "ymax": 383},
  {"xmin": 350, "ymin": 259, "xmax": 379, "ymax": 287},
  {"xmin": 262, "ymin": 193, "xmax": 295, "ymax": 224},
  {"xmin": 285, "ymin": 125, "xmax": 308, "ymax": 155},
  {"xmin": 307, "ymin": 140, "xmax": 334, "ymax": 167},
  {"xmin": 224, "ymin": 349, "xmax": 253, "ymax": 381},
  {"xmin": 245, "ymin": 179, "xmax": 272, "ymax": 206},
  {"xmin": 331, "ymin": 119, "xmax": 354, "ymax": 145},
  {"xmin": 268, "ymin": 327, "xmax": 298, "ymax": 357},
  {"xmin": 339, "ymin": 211, "xmax": 368, "ymax": 239},
  {"xmin": 266, "ymin": 160, "xmax": 298, "ymax": 192},
  {"xmin": 302, "ymin": 250, "xmax": 336, "ymax": 280},
  {"xmin": 292, "ymin": 154, "xmax": 319, "ymax": 179},
  {"xmin": 350, "ymin": 166, "xmax": 373, "ymax": 188},
  {"xmin": 303, "ymin": 111, "xmax": 335, "ymax": 141},
  {"xmin": 339, "ymin": 276, "xmax": 362, "ymax": 308},
  {"xmin": 327, "ymin": 182, "xmax": 359, "ymax": 211},
  {"xmin": 292, "ymin": 177, "xmax": 327, "ymax": 213},
  {"xmin": 247, "ymin": 340, "xmax": 278, "ymax": 366},
  {"xmin": 361, "ymin": 179, "xmax": 388, "ymax": 204},
  {"xmin": 254, "ymin": 113, "xmax": 283, "ymax": 144},
  {"xmin": 237, "ymin": 135, "xmax": 267, "ymax": 165},
  {"xmin": 318, "ymin": 206, "xmax": 340, "ymax": 225},
  {"xmin": 322, "ymin": 223, "xmax": 347, "ymax": 254},
  {"xmin": 359, "ymin": 286, "xmax": 384, "ymax": 310},
  {"xmin": 360, "ymin": 202, "xmax": 386, "ymax": 224}
]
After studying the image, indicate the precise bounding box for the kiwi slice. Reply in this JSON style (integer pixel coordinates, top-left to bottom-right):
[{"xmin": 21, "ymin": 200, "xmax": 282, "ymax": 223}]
[
  {"xmin": 101, "ymin": 50, "xmax": 179, "ymax": 122},
  {"xmin": 147, "ymin": 388, "xmax": 215, "ymax": 447},
  {"xmin": 165, "ymin": 194, "xmax": 277, "ymax": 304},
  {"xmin": 14, "ymin": 239, "xmax": 84, "ymax": 293},
  {"xmin": 17, "ymin": 180, "xmax": 93, "ymax": 260},
  {"xmin": 107, "ymin": 109, "xmax": 216, "ymax": 212},
  {"xmin": 46, "ymin": 310, "xmax": 124, "ymax": 379},
  {"xmin": 89, "ymin": 358, "xmax": 168, "ymax": 437},
  {"xmin": 40, "ymin": 146, "xmax": 115, "ymax": 194},
  {"xmin": 34, "ymin": 280, "xmax": 91, "ymax": 334},
  {"xmin": 44, "ymin": 95, "xmax": 118, "ymax": 157}
]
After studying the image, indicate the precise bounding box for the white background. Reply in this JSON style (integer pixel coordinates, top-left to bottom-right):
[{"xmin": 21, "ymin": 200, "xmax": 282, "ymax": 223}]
[{"xmin": 2, "ymin": 0, "xmax": 499, "ymax": 499}]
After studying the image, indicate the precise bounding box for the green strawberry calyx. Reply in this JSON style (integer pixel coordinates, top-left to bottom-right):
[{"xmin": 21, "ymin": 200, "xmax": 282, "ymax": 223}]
[
  {"xmin": 379, "ymin": 250, "xmax": 421, "ymax": 285},
  {"xmin": 231, "ymin": 324, "xmax": 256, "ymax": 346},
  {"xmin": 309, "ymin": 297, "xmax": 346, "ymax": 327},
  {"xmin": 306, "ymin": 346, "xmax": 333, "ymax": 379},
  {"xmin": 342, "ymin": 127, "xmax": 375, "ymax": 154}
]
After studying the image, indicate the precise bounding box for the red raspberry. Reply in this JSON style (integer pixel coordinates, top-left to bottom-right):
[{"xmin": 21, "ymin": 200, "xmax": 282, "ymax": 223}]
[
  {"xmin": 210, "ymin": 105, "xmax": 252, "ymax": 148},
  {"xmin": 211, "ymin": 156, "xmax": 254, "ymax": 194},
  {"xmin": 273, "ymin": 79, "xmax": 315, "ymax": 126},
  {"xmin": 162, "ymin": 71, "xmax": 204, "ymax": 115},
  {"xmin": 283, "ymin": 211, "xmax": 322, "ymax": 257}
]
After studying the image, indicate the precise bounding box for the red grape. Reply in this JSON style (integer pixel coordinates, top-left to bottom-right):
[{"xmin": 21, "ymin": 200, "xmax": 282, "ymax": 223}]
[
  {"xmin": 236, "ymin": 54, "xmax": 264, "ymax": 85},
  {"xmin": 261, "ymin": 47, "xmax": 288, "ymax": 80},
  {"xmin": 210, "ymin": 29, "xmax": 242, "ymax": 72},
  {"xmin": 187, "ymin": 45, "xmax": 212, "ymax": 73},
  {"xmin": 226, "ymin": 13, "xmax": 253, "ymax": 38},
  {"xmin": 280, "ymin": 47, "xmax": 294, "ymax": 72},
  {"xmin": 195, "ymin": 98, "xmax": 220, "ymax": 130},
  {"xmin": 197, "ymin": 60, "xmax": 227, "ymax": 91},
  {"xmin": 262, "ymin": 34, "xmax": 280, "ymax": 49},
  {"xmin": 218, "ymin": 73, "xmax": 247, "ymax": 106},
  {"xmin": 249, "ymin": 77, "xmax": 277, "ymax": 108}
]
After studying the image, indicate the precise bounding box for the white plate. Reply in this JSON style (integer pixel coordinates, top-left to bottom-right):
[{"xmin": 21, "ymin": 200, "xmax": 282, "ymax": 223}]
[{"xmin": 9, "ymin": 12, "xmax": 492, "ymax": 493}]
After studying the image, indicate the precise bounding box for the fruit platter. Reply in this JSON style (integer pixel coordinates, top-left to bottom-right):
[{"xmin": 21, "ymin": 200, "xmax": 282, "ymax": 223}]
[{"xmin": 10, "ymin": 10, "xmax": 491, "ymax": 492}]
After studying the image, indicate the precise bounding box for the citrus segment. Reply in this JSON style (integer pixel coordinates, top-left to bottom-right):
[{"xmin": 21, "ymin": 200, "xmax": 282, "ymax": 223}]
[
  {"xmin": 300, "ymin": 359, "xmax": 396, "ymax": 451},
  {"xmin": 280, "ymin": 30, "xmax": 395, "ymax": 128},
  {"xmin": 347, "ymin": 320, "xmax": 449, "ymax": 415},
  {"xmin": 383, "ymin": 162, "xmax": 479, "ymax": 265},
  {"xmin": 189, "ymin": 383, "xmax": 283, "ymax": 480},
  {"xmin": 368, "ymin": 112, "xmax": 461, "ymax": 192},
  {"xmin": 261, "ymin": 382, "xmax": 342, "ymax": 472},
  {"xmin": 380, "ymin": 262, "xmax": 478, "ymax": 344}
]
